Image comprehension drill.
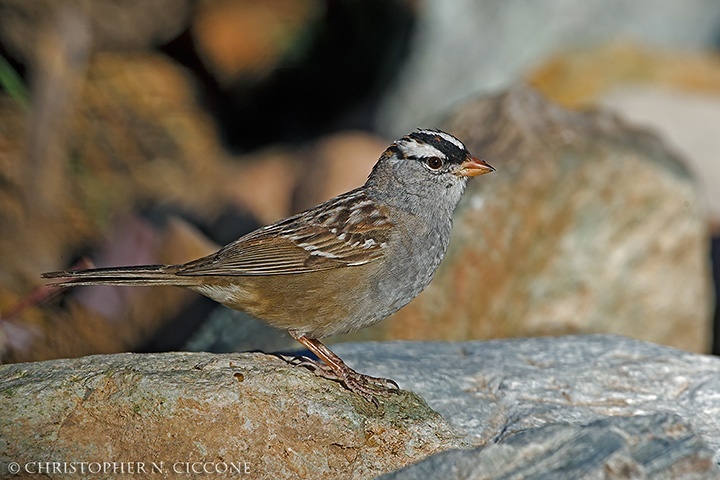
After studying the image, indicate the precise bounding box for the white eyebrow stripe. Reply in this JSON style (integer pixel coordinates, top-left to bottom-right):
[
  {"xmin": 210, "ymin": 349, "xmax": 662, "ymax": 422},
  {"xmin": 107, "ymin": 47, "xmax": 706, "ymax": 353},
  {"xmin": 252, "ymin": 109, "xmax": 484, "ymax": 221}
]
[
  {"xmin": 397, "ymin": 139, "xmax": 447, "ymax": 159},
  {"xmin": 417, "ymin": 129, "xmax": 467, "ymax": 151}
]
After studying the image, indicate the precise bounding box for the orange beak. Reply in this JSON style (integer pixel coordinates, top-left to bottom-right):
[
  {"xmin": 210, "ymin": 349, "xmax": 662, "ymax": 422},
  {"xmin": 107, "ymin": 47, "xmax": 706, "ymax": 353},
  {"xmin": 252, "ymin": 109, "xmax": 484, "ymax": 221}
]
[{"xmin": 456, "ymin": 156, "xmax": 495, "ymax": 177}]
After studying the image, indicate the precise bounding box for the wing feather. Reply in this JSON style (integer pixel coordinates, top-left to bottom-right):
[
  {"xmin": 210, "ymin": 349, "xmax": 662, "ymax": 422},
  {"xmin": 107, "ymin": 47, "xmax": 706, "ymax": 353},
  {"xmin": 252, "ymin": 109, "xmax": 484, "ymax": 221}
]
[{"xmin": 177, "ymin": 189, "xmax": 393, "ymax": 276}]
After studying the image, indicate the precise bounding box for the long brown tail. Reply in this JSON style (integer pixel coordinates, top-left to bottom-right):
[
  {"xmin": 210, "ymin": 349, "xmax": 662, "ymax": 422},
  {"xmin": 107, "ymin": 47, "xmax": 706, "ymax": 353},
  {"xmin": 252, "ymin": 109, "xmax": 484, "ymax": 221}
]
[{"xmin": 41, "ymin": 264, "xmax": 196, "ymax": 287}]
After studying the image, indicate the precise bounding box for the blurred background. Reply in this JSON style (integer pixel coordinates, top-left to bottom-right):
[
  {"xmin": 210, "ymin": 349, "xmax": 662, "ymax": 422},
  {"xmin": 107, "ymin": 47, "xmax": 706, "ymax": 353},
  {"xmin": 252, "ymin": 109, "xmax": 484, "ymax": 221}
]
[{"xmin": 1, "ymin": 0, "xmax": 720, "ymax": 364}]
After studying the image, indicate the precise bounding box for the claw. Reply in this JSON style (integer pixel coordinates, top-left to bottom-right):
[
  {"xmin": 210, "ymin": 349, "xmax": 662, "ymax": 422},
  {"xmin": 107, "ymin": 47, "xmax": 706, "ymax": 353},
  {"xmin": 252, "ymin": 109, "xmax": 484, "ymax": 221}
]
[{"xmin": 287, "ymin": 334, "xmax": 400, "ymax": 403}]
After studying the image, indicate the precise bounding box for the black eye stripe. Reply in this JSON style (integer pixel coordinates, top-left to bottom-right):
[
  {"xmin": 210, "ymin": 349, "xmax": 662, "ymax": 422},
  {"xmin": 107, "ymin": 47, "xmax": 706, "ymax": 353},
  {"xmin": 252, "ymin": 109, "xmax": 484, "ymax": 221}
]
[
  {"xmin": 406, "ymin": 131, "xmax": 467, "ymax": 164},
  {"xmin": 406, "ymin": 154, "xmax": 444, "ymax": 160}
]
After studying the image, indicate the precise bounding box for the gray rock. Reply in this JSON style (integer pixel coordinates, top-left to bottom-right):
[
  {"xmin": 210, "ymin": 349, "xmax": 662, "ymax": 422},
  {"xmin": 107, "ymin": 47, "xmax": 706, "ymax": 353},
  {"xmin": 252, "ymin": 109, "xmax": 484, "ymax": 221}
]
[
  {"xmin": 333, "ymin": 335, "xmax": 720, "ymax": 473},
  {"xmin": 184, "ymin": 307, "xmax": 296, "ymax": 354},
  {"xmin": 3, "ymin": 335, "xmax": 719, "ymax": 478},
  {"xmin": 379, "ymin": 413, "xmax": 718, "ymax": 479},
  {"xmin": 0, "ymin": 352, "xmax": 463, "ymax": 479},
  {"xmin": 377, "ymin": 0, "xmax": 720, "ymax": 136}
]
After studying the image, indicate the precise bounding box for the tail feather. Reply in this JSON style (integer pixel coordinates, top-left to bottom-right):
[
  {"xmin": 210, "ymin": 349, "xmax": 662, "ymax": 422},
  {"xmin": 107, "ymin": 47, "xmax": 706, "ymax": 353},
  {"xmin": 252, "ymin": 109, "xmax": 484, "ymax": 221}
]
[{"xmin": 41, "ymin": 264, "xmax": 194, "ymax": 287}]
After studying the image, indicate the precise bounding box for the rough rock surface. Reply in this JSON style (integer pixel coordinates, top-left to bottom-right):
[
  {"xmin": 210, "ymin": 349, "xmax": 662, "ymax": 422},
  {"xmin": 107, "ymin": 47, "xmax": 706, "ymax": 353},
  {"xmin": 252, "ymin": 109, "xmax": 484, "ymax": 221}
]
[
  {"xmin": 380, "ymin": 413, "xmax": 717, "ymax": 480},
  {"xmin": 346, "ymin": 85, "xmax": 711, "ymax": 353},
  {"xmin": 3, "ymin": 335, "xmax": 720, "ymax": 478},
  {"xmin": 334, "ymin": 335, "xmax": 720, "ymax": 476},
  {"xmin": 0, "ymin": 351, "xmax": 462, "ymax": 479}
]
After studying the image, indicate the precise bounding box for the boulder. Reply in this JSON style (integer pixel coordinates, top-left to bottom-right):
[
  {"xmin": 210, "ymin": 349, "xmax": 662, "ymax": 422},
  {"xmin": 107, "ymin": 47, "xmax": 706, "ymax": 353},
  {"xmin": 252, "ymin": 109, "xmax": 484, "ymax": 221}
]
[
  {"xmin": 0, "ymin": 351, "xmax": 462, "ymax": 479},
  {"xmin": 600, "ymin": 85, "xmax": 720, "ymax": 226},
  {"xmin": 528, "ymin": 42, "xmax": 720, "ymax": 227},
  {"xmin": 334, "ymin": 335, "xmax": 720, "ymax": 478},
  {"xmin": 3, "ymin": 335, "xmax": 720, "ymax": 478},
  {"xmin": 380, "ymin": 413, "xmax": 717, "ymax": 480},
  {"xmin": 334, "ymin": 336, "xmax": 720, "ymax": 452}
]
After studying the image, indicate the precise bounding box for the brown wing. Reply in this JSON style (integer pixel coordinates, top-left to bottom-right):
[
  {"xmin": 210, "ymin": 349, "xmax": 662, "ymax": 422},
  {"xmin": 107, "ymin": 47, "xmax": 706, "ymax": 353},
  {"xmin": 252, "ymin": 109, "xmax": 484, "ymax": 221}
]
[{"xmin": 177, "ymin": 189, "xmax": 393, "ymax": 276}]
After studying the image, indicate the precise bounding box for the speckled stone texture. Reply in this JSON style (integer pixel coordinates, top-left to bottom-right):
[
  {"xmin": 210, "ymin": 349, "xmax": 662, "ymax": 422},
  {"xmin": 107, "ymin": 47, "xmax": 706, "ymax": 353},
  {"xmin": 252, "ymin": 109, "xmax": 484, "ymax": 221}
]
[{"xmin": 0, "ymin": 352, "xmax": 462, "ymax": 479}]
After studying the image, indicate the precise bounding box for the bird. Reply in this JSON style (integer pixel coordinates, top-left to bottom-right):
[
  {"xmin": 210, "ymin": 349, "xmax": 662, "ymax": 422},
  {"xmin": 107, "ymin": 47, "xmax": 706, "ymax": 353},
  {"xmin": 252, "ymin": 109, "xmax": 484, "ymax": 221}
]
[{"xmin": 43, "ymin": 129, "xmax": 494, "ymax": 402}]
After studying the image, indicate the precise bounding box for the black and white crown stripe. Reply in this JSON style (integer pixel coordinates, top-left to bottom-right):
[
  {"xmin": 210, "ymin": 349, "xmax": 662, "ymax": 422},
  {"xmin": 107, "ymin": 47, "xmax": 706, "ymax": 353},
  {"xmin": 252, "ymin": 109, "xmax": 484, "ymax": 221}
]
[
  {"xmin": 394, "ymin": 129, "xmax": 469, "ymax": 164},
  {"xmin": 395, "ymin": 139, "xmax": 449, "ymax": 160},
  {"xmin": 416, "ymin": 128, "xmax": 467, "ymax": 151}
]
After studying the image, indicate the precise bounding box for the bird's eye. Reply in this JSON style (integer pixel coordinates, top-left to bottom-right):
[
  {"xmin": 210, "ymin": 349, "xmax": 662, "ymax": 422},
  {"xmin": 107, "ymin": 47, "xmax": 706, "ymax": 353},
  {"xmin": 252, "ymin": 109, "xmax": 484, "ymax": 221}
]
[{"xmin": 425, "ymin": 156, "xmax": 444, "ymax": 170}]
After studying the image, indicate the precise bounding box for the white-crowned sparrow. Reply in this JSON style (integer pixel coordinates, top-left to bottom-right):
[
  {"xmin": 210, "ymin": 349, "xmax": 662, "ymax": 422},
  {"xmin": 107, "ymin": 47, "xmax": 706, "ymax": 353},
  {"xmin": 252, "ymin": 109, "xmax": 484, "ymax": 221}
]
[{"xmin": 43, "ymin": 129, "xmax": 494, "ymax": 402}]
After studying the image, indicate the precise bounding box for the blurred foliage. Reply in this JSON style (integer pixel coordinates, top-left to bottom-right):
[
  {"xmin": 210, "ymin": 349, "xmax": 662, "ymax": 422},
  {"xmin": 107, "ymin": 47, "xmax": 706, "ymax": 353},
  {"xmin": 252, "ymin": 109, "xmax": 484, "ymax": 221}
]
[{"xmin": 0, "ymin": 55, "xmax": 28, "ymax": 106}]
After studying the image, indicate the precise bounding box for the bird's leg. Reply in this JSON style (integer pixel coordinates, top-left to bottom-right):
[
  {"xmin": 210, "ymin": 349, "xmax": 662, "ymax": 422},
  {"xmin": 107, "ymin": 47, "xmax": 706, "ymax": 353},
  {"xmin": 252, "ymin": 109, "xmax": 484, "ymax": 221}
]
[{"xmin": 289, "ymin": 332, "xmax": 399, "ymax": 402}]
